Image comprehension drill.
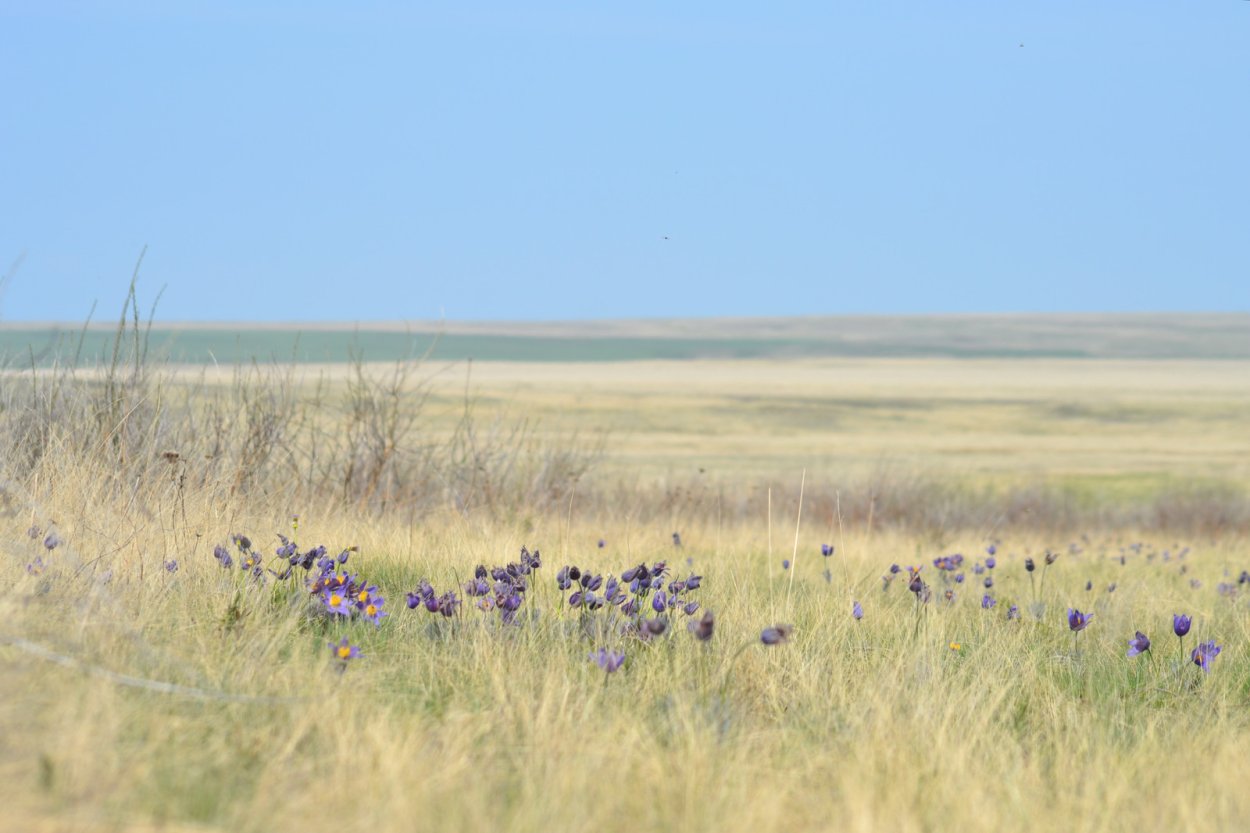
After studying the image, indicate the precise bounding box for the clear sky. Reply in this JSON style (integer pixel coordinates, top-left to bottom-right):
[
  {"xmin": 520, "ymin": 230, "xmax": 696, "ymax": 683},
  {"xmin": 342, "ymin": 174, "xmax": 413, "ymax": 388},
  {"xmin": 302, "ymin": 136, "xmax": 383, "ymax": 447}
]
[{"xmin": 2, "ymin": 1, "xmax": 1248, "ymax": 322}]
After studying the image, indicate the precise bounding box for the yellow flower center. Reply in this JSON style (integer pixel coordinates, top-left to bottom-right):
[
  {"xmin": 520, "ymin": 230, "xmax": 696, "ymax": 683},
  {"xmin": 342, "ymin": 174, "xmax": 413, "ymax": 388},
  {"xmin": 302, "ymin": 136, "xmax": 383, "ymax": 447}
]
[
  {"xmin": 366, "ymin": 604, "xmax": 378, "ymax": 617},
  {"xmin": 949, "ymin": 642, "xmax": 961, "ymax": 651},
  {"xmin": 329, "ymin": 593, "xmax": 343, "ymax": 606},
  {"xmin": 337, "ymin": 645, "xmax": 351, "ymax": 659},
  {"xmin": 357, "ymin": 590, "xmax": 370, "ymax": 603}
]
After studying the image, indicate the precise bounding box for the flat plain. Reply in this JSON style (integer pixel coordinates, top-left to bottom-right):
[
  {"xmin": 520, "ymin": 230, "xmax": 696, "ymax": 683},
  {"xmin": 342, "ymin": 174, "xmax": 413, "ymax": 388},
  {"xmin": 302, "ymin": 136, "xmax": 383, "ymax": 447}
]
[{"xmin": 2, "ymin": 316, "xmax": 1249, "ymax": 833}]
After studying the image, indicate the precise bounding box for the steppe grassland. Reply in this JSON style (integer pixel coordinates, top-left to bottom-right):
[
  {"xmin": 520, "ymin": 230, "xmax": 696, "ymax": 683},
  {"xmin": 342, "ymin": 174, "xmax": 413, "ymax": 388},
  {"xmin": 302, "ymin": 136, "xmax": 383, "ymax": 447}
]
[{"xmin": 2, "ymin": 355, "xmax": 1249, "ymax": 833}]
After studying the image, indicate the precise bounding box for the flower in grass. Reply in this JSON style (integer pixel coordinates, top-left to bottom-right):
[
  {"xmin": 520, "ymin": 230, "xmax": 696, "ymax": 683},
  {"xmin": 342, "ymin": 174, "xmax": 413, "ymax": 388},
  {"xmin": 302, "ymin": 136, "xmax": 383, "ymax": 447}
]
[
  {"xmin": 760, "ymin": 624, "xmax": 793, "ymax": 645},
  {"xmin": 986, "ymin": 555, "xmax": 997, "ymax": 569},
  {"xmin": 1126, "ymin": 631, "xmax": 1151, "ymax": 658},
  {"xmin": 682, "ymin": 601, "xmax": 700, "ymax": 616},
  {"xmin": 949, "ymin": 642, "xmax": 962, "ymax": 652},
  {"xmin": 598, "ymin": 539, "xmax": 606, "ymax": 549},
  {"xmin": 1191, "ymin": 641, "xmax": 1222, "ymax": 674},
  {"xmin": 231, "ymin": 534, "xmax": 252, "ymax": 551},
  {"xmin": 590, "ymin": 647, "xmax": 625, "ymax": 673},
  {"xmin": 852, "ymin": 601, "xmax": 864, "ymax": 620},
  {"xmin": 782, "ymin": 559, "xmax": 790, "ymax": 570},
  {"xmin": 652, "ymin": 590, "xmax": 668, "ymax": 614},
  {"xmin": 986, "ymin": 545, "xmax": 997, "ymax": 557},
  {"xmin": 213, "ymin": 545, "xmax": 233, "ymax": 569},
  {"xmin": 362, "ymin": 597, "xmax": 387, "ymax": 626},
  {"xmin": 689, "ymin": 610, "xmax": 714, "ymax": 641},
  {"xmin": 27, "ymin": 525, "xmax": 41, "ymax": 539},
  {"xmin": 164, "ymin": 559, "xmax": 179, "ymax": 573},
  {"xmin": 981, "ymin": 594, "xmax": 997, "ymax": 609},
  {"xmin": 954, "ymin": 573, "xmax": 965, "ymax": 584},
  {"xmin": 330, "ymin": 637, "xmax": 362, "ymax": 664},
  {"xmin": 821, "ymin": 543, "xmax": 834, "ymax": 557},
  {"xmin": 1067, "ymin": 608, "xmax": 1093, "ymax": 632},
  {"xmin": 1173, "ymin": 614, "xmax": 1192, "ymax": 638},
  {"xmin": 672, "ymin": 532, "xmax": 682, "ymax": 547},
  {"xmin": 1085, "ymin": 580, "xmax": 1093, "ymax": 591},
  {"xmin": 322, "ymin": 588, "xmax": 354, "ymax": 616},
  {"xmin": 26, "ymin": 556, "xmax": 45, "ymax": 575},
  {"xmin": 1045, "ymin": 551, "xmax": 1059, "ymax": 566},
  {"xmin": 43, "ymin": 533, "xmax": 60, "ymax": 550},
  {"xmin": 1024, "ymin": 557, "xmax": 1035, "ymax": 573},
  {"xmin": 983, "ymin": 577, "xmax": 993, "ymax": 589},
  {"xmin": 640, "ymin": 618, "xmax": 668, "ymax": 639},
  {"xmin": 1006, "ymin": 605, "xmax": 1020, "ymax": 620},
  {"xmin": 889, "ymin": 564, "xmax": 901, "ymax": 574}
]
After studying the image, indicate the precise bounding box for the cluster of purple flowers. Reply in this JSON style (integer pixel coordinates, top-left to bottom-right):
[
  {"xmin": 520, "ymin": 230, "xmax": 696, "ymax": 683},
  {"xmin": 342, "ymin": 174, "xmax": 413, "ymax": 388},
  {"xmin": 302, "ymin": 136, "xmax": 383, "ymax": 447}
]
[
  {"xmin": 310, "ymin": 562, "xmax": 387, "ymax": 626},
  {"xmin": 455, "ymin": 546, "xmax": 542, "ymax": 624},
  {"xmin": 407, "ymin": 580, "xmax": 461, "ymax": 618}
]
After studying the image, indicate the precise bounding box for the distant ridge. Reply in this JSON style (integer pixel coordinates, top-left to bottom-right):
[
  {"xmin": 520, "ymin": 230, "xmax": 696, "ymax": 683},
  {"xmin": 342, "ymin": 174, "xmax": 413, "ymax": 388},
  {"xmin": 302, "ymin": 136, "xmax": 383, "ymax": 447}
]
[{"xmin": 2, "ymin": 313, "xmax": 1248, "ymax": 364}]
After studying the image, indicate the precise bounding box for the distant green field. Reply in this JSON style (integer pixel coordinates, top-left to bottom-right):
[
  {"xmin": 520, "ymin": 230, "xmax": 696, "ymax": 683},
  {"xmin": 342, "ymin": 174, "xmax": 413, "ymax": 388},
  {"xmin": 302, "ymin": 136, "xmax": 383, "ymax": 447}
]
[{"xmin": 3, "ymin": 312, "xmax": 1249, "ymax": 364}]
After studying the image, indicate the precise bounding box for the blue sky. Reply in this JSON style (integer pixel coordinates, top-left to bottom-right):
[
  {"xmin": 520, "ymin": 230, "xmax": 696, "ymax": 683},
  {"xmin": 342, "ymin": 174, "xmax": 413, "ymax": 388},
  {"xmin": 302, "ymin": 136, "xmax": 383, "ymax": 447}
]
[{"xmin": 2, "ymin": 1, "xmax": 1248, "ymax": 322}]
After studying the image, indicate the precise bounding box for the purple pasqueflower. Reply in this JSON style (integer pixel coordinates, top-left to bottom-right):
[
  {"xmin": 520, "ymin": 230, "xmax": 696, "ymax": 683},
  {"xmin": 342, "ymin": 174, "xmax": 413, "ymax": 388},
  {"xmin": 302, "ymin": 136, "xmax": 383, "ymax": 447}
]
[
  {"xmin": 682, "ymin": 601, "xmax": 700, "ymax": 616},
  {"xmin": 983, "ymin": 576, "xmax": 993, "ymax": 589},
  {"xmin": 1067, "ymin": 608, "xmax": 1093, "ymax": 632},
  {"xmin": 1173, "ymin": 614, "xmax": 1192, "ymax": 638},
  {"xmin": 1006, "ymin": 604, "xmax": 1020, "ymax": 620},
  {"xmin": 821, "ymin": 543, "xmax": 834, "ymax": 557},
  {"xmin": 163, "ymin": 559, "xmax": 179, "ymax": 573},
  {"xmin": 889, "ymin": 563, "xmax": 901, "ymax": 574},
  {"xmin": 689, "ymin": 610, "xmax": 714, "ymax": 641},
  {"xmin": 1191, "ymin": 640, "xmax": 1222, "ymax": 674},
  {"xmin": 598, "ymin": 538, "xmax": 606, "ymax": 548},
  {"xmin": 852, "ymin": 601, "xmax": 864, "ymax": 620},
  {"xmin": 782, "ymin": 559, "xmax": 790, "ymax": 570},
  {"xmin": 322, "ymin": 588, "xmax": 354, "ymax": 616},
  {"xmin": 986, "ymin": 555, "xmax": 997, "ymax": 568},
  {"xmin": 986, "ymin": 544, "xmax": 997, "ymax": 556},
  {"xmin": 213, "ymin": 545, "xmax": 233, "ymax": 569},
  {"xmin": 954, "ymin": 573, "xmax": 965, "ymax": 584},
  {"xmin": 26, "ymin": 556, "xmax": 45, "ymax": 574},
  {"xmin": 330, "ymin": 637, "xmax": 362, "ymax": 663},
  {"xmin": 652, "ymin": 590, "xmax": 668, "ymax": 614},
  {"xmin": 981, "ymin": 594, "xmax": 997, "ymax": 609},
  {"xmin": 361, "ymin": 597, "xmax": 387, "ymax": 626},
  {"xmin": 1126, "ymin": 631, "xmax": 1151, "ymax": 658},
  {"xmin": 43, "ymin": 533, "xmax": 61, "ymax": 550},
  {"xmin": 760, "ymin": 624, "xmax": 794, "ymax": 645},
  {"xmin": 589, "ymin": 647, "xmax": 625, "ymax": 673},
  {"xmin": 672, "ymin": 532, "xmax": 682, "ymax": 547}
]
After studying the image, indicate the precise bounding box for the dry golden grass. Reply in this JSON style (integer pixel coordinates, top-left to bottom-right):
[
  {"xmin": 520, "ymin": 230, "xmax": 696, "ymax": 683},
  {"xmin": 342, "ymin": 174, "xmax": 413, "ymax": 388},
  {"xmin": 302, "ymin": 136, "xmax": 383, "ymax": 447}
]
[{"xmin": 2, "ymin": 353, "xmax": 1249, "ymax": 832}]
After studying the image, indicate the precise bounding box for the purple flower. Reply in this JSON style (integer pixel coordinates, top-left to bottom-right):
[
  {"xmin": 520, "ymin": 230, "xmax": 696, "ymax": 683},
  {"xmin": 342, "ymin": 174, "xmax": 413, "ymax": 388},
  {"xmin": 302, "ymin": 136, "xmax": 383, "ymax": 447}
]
[
  {"xmin": 986, "ymin": 545, "xmax": 997, "ymax": 557},
  {"xmin": 982, "ymin": 594, "xmax": 997, "ymax": 609},
  {"xmin": 983, "ymin": 577, "xmax": 993, "ymax": 589},
  {"xmin": 852, "ymin": 601, "xmax": 864, "ymax": 620},
  {"xmin": 330, "ymin": 637, "xmax": 362, "ymax": 664},
  {"xmin": 672, "ymin": 532, "xmax": 682, "ymax": 547},
  {"xmin": 26, "ymin": 557, "xmax": 45, "ymax": 575},
  {"xmin": 163, "ymin": 560, "xmax": 179, "ymax": 573},
  {"xmin": 322, "ymin": 589, "xmax": 354, "ymax": 616},
  {"xmin": 43, "ymin": 533, "xmax": 60, "ymax": 551},
  {"xmin": 652, "ymin": 590, "xmax": 668, "ymax": 614},
  {"xmin": 760, "ymin": 624, "xmax": 793, "ymax": 645},
  {"xmin": 1025, "ymin": 558, "xmax": 1036, "ymax": 573},
  {"xmin": 1126, "ymin": 631, "xmax": 1151, "ymax": 658},
  {"xmin": 590, "ymin": 647, "xmax": 625, "ymax": 673},
  {"xmin": 782, "ymin": 559, "xmax": 791, "ymax": 570},
  {"xmin": 986, "ymin": 555, "xmax": 997, "ymax": 568},
  {"xmin": 213, "ymin": 545, "xmax": 233, "ymax": 569},
  {"xmin": 682, "ymin": 601, "xmax": 700, "ymax": 616},
  {"xmin": 361, "ymin": 597, "xmax": 387, "ymax": 626},
  {"xmin": 1006, "ymin": 604, "xmax": 1020, "ymax": 620},
  {"xmin": 1191, "ymin": 640, "xmax": 1222, "ymax": 674},
  {"xmin": 1173, "ymin": 614, "xmax": 1192, "ymax": 638},
  {"xmin": 689, "ymin": 610, "xmax": 714, "ymax": 641},
  {"xmin": 821, "ymin": 543, "xmax": 834, "ymax": 557},
  {"xmin": 598, "ymin": 539, "xmax": 606, "ymax": 549},
  {"xmin": 1067, "ymin": 608, "xmax": 1093, "ymax": 632},
  {"xmin": 954, "ymin": 573, "xmax": 965, "ymax": 584},
  {"xmin": 889, "ymin": 564, "xmax": 901, "ymax": 574}
]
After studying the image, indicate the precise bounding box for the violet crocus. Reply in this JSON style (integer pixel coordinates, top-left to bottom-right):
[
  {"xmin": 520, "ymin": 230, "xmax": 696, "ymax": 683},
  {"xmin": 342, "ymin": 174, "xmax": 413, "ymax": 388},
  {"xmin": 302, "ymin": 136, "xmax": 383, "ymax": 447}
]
[
  {"xmin": 1191, "ymin": 640, "xmax": 1222, "ymax": 674},
  {"xmin": 1067, "ymin": 608, "xmax": 1093, "ymax": 632},
  {"xmin": 1173, "ymin": 614, "xmax": 1192, "ymax": 638},
  {"xmin": 330, "ymin": 637, "xmax": 362, "ymax": 664},
  {"xmin": 852, "ymin": 601, "xmax": 864, "ymax": 620},
  {"xmin": 689, "ymin": 610, "xmax": 714, "ymax": 641},
  {"xmin": 590, "ymin": 647, "xmax": 625, "ymax": 673},
  {"xmin": 760, "ymin": 624, "xmax": 793, "ymax": 645},
  {"xmin": 1126, "ymin": 631, "xmax": 1151, "ymax": 658}
]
